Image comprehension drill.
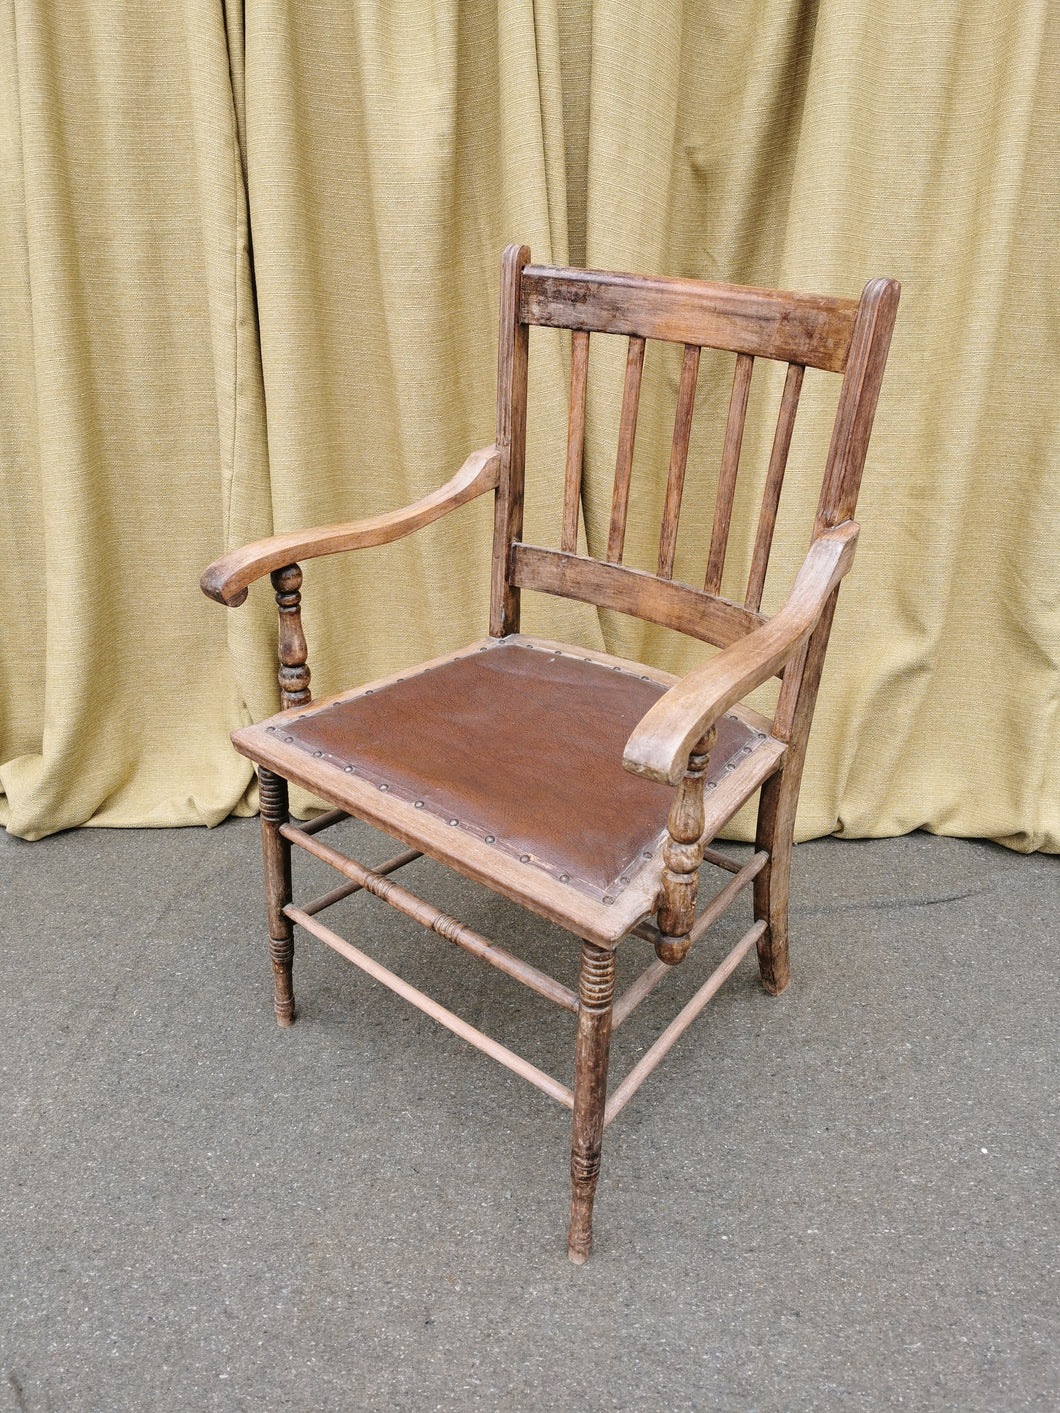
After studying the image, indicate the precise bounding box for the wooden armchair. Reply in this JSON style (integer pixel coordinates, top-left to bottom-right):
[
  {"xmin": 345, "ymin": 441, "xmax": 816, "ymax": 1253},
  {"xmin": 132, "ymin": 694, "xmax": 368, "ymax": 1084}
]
[{"xmin": 202, "ymin": 246, "xmax": 899, "ymax": 1262}]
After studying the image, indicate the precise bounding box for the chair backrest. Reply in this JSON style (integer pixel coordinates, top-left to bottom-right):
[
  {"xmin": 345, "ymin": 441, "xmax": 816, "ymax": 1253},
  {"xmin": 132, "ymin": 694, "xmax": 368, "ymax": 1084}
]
[{"xmin": 489, "ymin": 244, "xmax": 900, "ymax": 664}]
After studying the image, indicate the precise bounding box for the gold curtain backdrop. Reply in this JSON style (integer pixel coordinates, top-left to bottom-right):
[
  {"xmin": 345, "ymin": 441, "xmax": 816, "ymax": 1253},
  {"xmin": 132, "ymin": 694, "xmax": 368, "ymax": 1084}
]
[{"xmin": 1, "ymin": 0, "xmax": 1056, "ymax": 850}]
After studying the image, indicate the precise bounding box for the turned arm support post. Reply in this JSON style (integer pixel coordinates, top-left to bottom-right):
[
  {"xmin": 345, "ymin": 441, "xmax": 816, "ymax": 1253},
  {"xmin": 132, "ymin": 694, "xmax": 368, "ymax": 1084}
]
[
  {"xmin": 655, "ymin": 726, "xmax": 716, "ymax": 965},
  {"xmin": 200, "ymin": 445, "xmax": 499, "ymax": 716},
  {"xmin": 271, "ymin": 564, "xmax": 311, "ymax": 710},
  {"xmin": 624, "ymin": 522, "xmax": 860, "ymax": 965}
]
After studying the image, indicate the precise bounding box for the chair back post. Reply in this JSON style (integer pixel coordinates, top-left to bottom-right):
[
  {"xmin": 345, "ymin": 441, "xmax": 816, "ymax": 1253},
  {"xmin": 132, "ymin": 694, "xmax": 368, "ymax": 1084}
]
[
  {"xmin": 490, "ymin": 243, "xmax": 531, "ymax": 636},
  {"xmin": 814, "ymin": 277, "xmax": 901, "ymax": 533},
  {"xmin": 775, "ymin": 275, "xmax": 902, "ymax": 741}
]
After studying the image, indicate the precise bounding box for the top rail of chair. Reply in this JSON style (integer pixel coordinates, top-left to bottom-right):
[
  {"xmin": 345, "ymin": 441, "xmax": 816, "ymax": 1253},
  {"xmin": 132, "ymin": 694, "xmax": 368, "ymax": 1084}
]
[{"xmin": 518, "ymin": 265, "xmax": 860, "ymax": 373}]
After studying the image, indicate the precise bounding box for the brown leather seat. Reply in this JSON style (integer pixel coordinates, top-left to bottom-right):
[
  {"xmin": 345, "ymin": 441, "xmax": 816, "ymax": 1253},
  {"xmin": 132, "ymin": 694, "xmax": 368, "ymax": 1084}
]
[{"xmin": 236, "ymin": 635, "xmax": 779, "ymax": 941}]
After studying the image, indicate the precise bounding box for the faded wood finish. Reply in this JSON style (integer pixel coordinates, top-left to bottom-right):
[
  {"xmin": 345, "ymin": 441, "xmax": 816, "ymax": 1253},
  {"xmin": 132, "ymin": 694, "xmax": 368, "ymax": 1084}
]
[
  {"xmin": 300, "ymin": 848, "xmax": 422, "ymax": 917},
  {"xmin": 753, "ymin": 590, "xmax": 840, "ymax": 995},
  {"xmin": 623, "ymin": 521, "xmax": 859, "ymax": 785},
  {"xmin": 635, "ymin": 849, "xmax": 768, "ymax": 954},
  {"xmin": 568, "ymin": 942, "xmax": 616, "ymax": 1264},
  {"xmin": 657, "ymin": 343, "xmax": 701, "ymax": 580},
  {"xmin": 490, "ymin": 244, "xmax": 531, "ymax": 637},
  {"xmin": 258, "ymin": 767, "xmax": 295, "ymax": 1027},
  {"xmin": 519, "ymin": 266, "xmax": 859, "ymax": 372},
  {"xmin": 282, "ymin": 821, "xmax": 579, "ymax": 1012},
  {"xmin": 704, "ymin": 353, "xmax": 754, "ymax": 596},
  {"xmin": 701, "ymin": 844, "xmax": 743, "ymax": 874},
  {"xmin": 511, "ymin": 544, "xmax": 765, "ymax": 650},
  {"xmin": 200, "ymin": 248, "xmax": 901, "ymax": 1263},
  {"xmin": 294, "ymin": 808, "xmax": 350, "ymax": 836},
  {"xmin": 272, "ymin": 565, "xmax": 311, "ymax": 710},
  {"xmin": 200, "ymin": 445, "xmax": 500, "ymax": 607},
  {"xmin": 606, "ymin": 336, "xmax": 646, "ymax": 563},
  {"xmin": 562, "ymin": 330, "xmax": 590, "ymax": 553},
  {"xmin": 655, "ymin": 727, "xmax": 715, "ymax": 964},
  {"xmin": 611, "ymin": 956, "xmax": 672, "ymax": 1029},
  {"xmin": 816, "ymin": 278, "xmax": 902, "ymax": 530},
  {"xmin": 745, "ymin": 362, "xmax": 804, "ymax": 612}
]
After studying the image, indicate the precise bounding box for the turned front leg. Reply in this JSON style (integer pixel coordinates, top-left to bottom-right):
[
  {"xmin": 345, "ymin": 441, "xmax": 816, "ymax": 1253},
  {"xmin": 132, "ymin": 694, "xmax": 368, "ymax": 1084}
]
[
  {"xmin": 258, "ymin": 563, "xmax": 310, "ymax": 1025},
  {"xmin": 568, "ymin": 942, "xmax": 616, "ymax": 1264},
  {"xmin": 258, "ymin": 767, "xmax": 295, "ymax": 1027},
  {"xmin": 655, "ymin": 726, "xmax": 715, "ymax": 965}
]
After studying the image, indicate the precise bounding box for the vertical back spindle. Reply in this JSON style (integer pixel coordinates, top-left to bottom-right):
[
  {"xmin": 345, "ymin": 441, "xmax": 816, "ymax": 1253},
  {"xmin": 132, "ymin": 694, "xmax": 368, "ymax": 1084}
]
[
  {"xmin": 744, "ymin": 362, "xmax": 804, "ymax": 611},
  {"xmin": 606, "ymin": 336, "xmax": 646, "ymax": 563},
  {"xmin": 656, "ymin": 344, "xmax": 701, "ymax": 580},
  {"xmin": 704, "ymin": 352, "xmax": 754, "ymax": 595},
  {"xmin": 562, "ymin": 331, "xmax": 590, "ymax": 553}
]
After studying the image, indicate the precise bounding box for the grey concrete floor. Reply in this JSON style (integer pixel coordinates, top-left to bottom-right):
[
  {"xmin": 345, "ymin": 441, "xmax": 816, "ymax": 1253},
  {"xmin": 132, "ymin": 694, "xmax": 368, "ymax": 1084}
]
[{"xmin": 0, "ymin": 820, "xmax": 1056, "ymax": 1412}]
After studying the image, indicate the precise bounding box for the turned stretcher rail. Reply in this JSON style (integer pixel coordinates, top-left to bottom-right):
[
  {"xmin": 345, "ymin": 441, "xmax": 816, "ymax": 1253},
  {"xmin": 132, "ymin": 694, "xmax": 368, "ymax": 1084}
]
[
  {"xmin": 280, "ymin": 823, "xmax": 579, "ymax": 1013},
  {"xmin": 294, "ymin": 808, "xmax": 350, "ymax": 836},
  {"xmin": 286, "ymin": 906, "xmax": 575, "ymax": 1110},
  {"xmin": 604, "ymin": 920, "xmax": 766, "ymax": 1126},
  {"xmin": 300, "ymin": 848, "xmax": 423, "ymax": 917},
  {"xmin": 612, "ymin": 957, "xmax": 673, "ymax": 1029},
  {"xmin": 701, "ymin": 844, "xmax": 743, "ymax": 874}
]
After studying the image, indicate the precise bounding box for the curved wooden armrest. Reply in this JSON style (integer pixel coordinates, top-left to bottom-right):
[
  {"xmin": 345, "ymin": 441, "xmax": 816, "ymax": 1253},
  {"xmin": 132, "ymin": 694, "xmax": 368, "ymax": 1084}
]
[
  {"xmin": 623, "ymin": 521, "xmax": 860, "ymax": 785},
  {"xmin": 200, "ymin": 444, "xmax": 501, "ymax": 606}
]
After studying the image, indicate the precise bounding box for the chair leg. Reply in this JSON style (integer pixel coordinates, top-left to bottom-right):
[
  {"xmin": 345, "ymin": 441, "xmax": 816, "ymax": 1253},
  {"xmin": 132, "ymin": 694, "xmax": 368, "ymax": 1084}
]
[
  {"xmin": 567, "ymin": 941, "xmax": 616, "ymax": 1264},
  {"xmin": 754, "ymin": 769, "xmax": 794, "ymax": 996},
  {"xmin": 258, "ymin": 767, "xmax": 296, "ymax": 1026}
]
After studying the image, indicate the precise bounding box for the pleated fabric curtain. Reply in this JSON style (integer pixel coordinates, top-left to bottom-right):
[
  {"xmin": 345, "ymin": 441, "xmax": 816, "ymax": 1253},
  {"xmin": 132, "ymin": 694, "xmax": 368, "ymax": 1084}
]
[{"xmin": 1, "ymin": 0, "xmax": 1056, "ymax": 851}]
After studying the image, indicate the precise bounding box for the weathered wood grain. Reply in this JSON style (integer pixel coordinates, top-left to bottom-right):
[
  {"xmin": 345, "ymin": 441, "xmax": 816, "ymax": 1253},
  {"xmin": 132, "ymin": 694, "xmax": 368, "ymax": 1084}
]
[
  {"xmin": 271, "ymin": 565, "xmax": 311, "ymax": 710},
  {"xmin": 520, "ymin": 266, "xmax": 859, "ymax": 372},
  {"xmin": 657, "ymin": 343, "xmax": 701, "ymax": 580},
  {"xmin": 511, "ymin": 544, "xmax": 765, "ymax": 649},
  {"xmin": 561, "ymin": 330, "xmax": 590, "ymax": 553},
  {"xmin": 655, "ymin": 728, "xmax": 715, "ymax": 964},
  {"xmin": 258, "ymin": 767, "xmax": 295, "ymax": 1027},
  {"xmin": 490, "ymin": 243, "xmax": 531, "ymax": 636},
  {"xmin": 745, "ymin": 361, "xmax": 804, "ymax": 612},
  {"xmin": 704, "ymin": 352, "xmax": 754, "ymax": 596},
  {"xmin": 606, "ymin": 336, "xmax": 646, "ymax": 564},
  {"xmin": 816, "ymin": 278, "xmax": 902, "ymax": 530},
  {"xmin": 568, "ymin": 942, "xmax": 616, "ymax": 1263},
  {"xmin": 623, "ymin": 521, "xmax": 859, "ymax": 785},
  {"xmin": 201, "ymin": 445, "xmax": 500, "ymax": 608}
]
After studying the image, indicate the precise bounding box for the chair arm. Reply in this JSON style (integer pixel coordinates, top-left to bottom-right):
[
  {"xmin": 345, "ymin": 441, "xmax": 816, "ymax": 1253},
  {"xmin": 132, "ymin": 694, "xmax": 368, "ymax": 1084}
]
[
  {"xmin": 200, "ymin": 444, "xmax": 501, "ymax": 607},
  {"xmin": 622, "ymin": 521, "xmax": 860, "ymax": 785}
]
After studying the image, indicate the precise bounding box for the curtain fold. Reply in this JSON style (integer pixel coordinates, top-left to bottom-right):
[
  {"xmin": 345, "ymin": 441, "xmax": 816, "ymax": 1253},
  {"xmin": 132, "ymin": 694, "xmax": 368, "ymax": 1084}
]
[
  {"xmin": 0, "ymin": 0, "xmax": 265, "ymax": 837},
  {"xmin": 1, "ymin": 0, "xmax": 1056, "ymax": 850},
  {"xmin": 575, "ymin": 0, "xmax": 1059, "ymax": 851}
]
